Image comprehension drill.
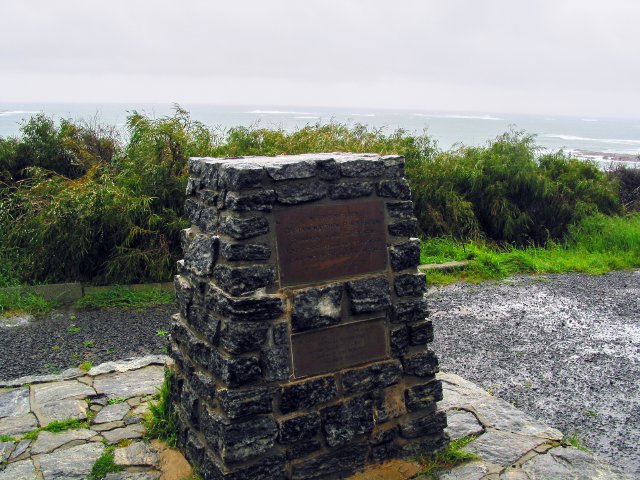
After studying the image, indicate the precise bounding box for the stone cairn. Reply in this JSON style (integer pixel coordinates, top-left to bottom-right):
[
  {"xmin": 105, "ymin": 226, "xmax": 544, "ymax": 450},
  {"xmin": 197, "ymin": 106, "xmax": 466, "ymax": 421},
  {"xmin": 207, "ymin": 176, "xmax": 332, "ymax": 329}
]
[{"xmin": 170, "ymin": 153, "xmax": 446, "ymax": 479}]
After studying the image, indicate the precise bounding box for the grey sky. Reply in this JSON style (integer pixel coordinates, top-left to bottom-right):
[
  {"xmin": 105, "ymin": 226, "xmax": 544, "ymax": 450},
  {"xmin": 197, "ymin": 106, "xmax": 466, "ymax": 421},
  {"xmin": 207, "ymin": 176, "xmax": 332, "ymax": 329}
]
[{"xmin": 1, "ymin": 0, "xmax": 638, "ymax": 117}]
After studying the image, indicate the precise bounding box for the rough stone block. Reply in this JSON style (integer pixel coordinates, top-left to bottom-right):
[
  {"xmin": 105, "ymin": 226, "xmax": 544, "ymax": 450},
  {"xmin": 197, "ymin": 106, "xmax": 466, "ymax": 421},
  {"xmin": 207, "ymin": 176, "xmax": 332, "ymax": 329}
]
[
  {"xmin": 377, "ymin": 179, "xmax": 411, "ymax": 199},
  {"xmin": 207, "ymin": 287, "xmax": 285, "ymax": 321},
  {"xmin": 189, "ymin": 370, "xmax": 217, "ymax": 400},
  {"xmin": 392, "ymin": 298, "xmax": 429, "ymax": 323},
  {"xmin": 329, "ymin": 182, "xmax": 374, "ymax": 199},
  {"xmin": 211, "ymin": 350, "xmax": 262, "ymax": 388},
  {"xmin": 182, "ymin": 230, "xmax": 218, "ymax": 276},
  {"xmin": 266, "ymin": 159, "xmax": 316, "ymax": 181},
  {"xmin": 388, "ymin": 218, "xmax": 418, "ymax": 237},
  {"xmin": 386, "ymin": 201, "xmax": 414, "ymax": 219},
  {"xmin": 279, "ymin": 376, "xmax": 338, "ymax": 414},
  {"xmin": 404, "ymin": 379, "xmax": 442, "ymax": 412},
  {"xmin": 219, "ymin": 216, "xmax": 269, "ymax": 240},
  {"xmin": 285, "ymin": 439, "xmax": 322, "ymax": 460},
  {"xmin": 278, "ymin": 412, "xmax": 321, "ymax": 444},
  {"xmin": 316, "ymin": 158, "xmax": 340, "ymax": 180},
  {"xmin": 219, "ymin": 321, "xmax": 269, "ymax": 354},
  {"xmin": 402, "ymin": 350, "xmax": 439, "ymax": 377},
  {"xmin": 260, "ymin": 345, "xmax": 291, "ymax": 382},
  {"xmin": 341, "ymin": 360, "xmax": 403, "ymax": 394},
  {"xmin": 271, "ymin": 323, "xmax": 289, "ymax": 345},
  {"xmin": 291, "ymin": 284, "xmax": 343, "ymax": 332},
  {"xmin": 212, "ymin": 264, "xmax": 276, "ymax": 296},
  {"xmin": 347, "ymin": 276, "xmax": 391, "ymax": 313},
  {"xmin": 201, "ymin": 409, "xmax": 278, "ymax": 463},
  {"xmin": 382, "ymin": 155, "xmax": 405, "ymax": 178},
  {"xmin": 373, "ymin": 384, "xmax": 408, "ymax": 423},
  {"xmin": 399, "ymin": 410, "xmax": 447, "ymax": 439},
  {"xmin": 219, "ymin": 242, "xmax": 271, "ymax": 261},
  {"xmin": 218, "ymin": 387, "xmax": 274, "ymax": 419},
  {"xmin": 275, "ymin": 181, "xmax": 327, "ymax": 204},
  {"xmin": 320, "ymin": 394, "xmax": 375, "ymax": 447},
  {"xmin": 225, "ymin": 190, "xmax": 276, "ymax": 212},
  {"xmin": 389, "ymin": 239, "xmax": 421, "ymax": 271},
  {"xmin": 290, "ymin": 441, "xmax": 369, "ymax": 480},
  {"xmin": 409, "ymin": 320, "xmax": 434, "ymax": 345},
  {"xmin": 394, "ymin": 273, "xmax": 427, "ymax": 297},
  {"xmin": 390, "ymin": 325, "xmax": 410, "ymax": 356},
  {"xmin": 201, "ymin": 452, "xmax": 286, "ymax": 480}
]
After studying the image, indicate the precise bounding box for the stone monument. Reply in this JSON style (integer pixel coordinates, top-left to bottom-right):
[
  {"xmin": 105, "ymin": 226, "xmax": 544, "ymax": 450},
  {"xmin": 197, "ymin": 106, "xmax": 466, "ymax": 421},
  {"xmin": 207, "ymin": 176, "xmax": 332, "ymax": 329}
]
[{"xmin": 170, "ymin": 153, "xmax": 446, "ymax": 479}]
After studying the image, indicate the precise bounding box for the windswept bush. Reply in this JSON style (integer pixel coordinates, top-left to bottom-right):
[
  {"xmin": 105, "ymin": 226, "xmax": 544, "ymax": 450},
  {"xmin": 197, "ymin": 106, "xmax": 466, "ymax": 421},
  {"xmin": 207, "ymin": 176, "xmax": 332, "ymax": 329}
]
[
  {"xmin": 0, "ymin": 109, "xmax": 627, "ymax": 285},
  {"xmin": 609, "ymin": 165, "xmax": 640, "ymax": 211},
  {"xmin": 408, "ymin": 131, "xmax": 621, "ymax": 244}
]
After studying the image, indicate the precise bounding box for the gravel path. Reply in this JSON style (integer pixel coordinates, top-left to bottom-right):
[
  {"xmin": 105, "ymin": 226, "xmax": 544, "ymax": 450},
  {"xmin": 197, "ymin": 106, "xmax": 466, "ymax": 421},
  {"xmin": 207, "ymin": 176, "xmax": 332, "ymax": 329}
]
[
  {"xmin": 429, "ymin": 270, "xmax": 640, "ymax": 474},
  {"xmin": 0, "ymin": 305, "xmax": 173, "ymax": 381}
]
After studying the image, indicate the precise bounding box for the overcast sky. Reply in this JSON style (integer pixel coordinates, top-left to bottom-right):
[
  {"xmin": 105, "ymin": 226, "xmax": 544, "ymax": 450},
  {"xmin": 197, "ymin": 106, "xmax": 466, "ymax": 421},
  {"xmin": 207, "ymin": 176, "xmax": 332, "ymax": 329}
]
[{"xmin": 1, "ymin": 0, "xmax": 638, "ymax": 117}]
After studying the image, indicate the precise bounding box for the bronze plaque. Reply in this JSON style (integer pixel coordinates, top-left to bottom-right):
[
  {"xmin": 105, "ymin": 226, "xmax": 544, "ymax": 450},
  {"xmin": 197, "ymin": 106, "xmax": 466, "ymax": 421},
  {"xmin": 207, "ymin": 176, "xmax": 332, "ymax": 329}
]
[
  {"xmin": 291, "ymin": 318, "xmax": 388, "ymax": 378},
  {"xmin": 275, "ymin": 200, "xmax": 387, "ymax": 285}
]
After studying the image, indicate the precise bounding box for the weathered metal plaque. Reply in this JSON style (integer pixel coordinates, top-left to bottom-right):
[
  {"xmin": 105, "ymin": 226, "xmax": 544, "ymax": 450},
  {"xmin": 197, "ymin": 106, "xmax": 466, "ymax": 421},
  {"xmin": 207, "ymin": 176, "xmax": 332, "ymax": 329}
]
[
  {"xmin": 291, "ymin": 318, "xmax": 388, "ymax": 378},
  {"xmin": 275, "ymin": 200, "xmax": 387, "ymax": 285}
]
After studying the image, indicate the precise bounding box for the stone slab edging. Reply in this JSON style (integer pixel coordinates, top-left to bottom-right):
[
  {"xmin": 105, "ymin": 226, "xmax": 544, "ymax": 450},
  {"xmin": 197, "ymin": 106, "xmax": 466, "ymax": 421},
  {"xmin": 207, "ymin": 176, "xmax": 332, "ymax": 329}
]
[
  {"xmin": 0, "ymin": 355, "xmax": 630, "ymax": 479},
  {"xmin": 0, "ymin": 282, "xmax": 174, "ymax": 305}
]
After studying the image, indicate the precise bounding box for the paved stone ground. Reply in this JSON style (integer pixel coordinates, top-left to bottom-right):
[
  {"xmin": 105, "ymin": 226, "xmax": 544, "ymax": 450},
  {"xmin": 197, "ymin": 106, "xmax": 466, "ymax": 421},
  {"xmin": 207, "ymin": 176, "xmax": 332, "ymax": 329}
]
[
  {"xmin": 429, "ymin": 270, "xmax": 640, "ymax": 475},
  {"xmin": 0, "ymin": 355, "xmax": 628, "ymax": 479}
]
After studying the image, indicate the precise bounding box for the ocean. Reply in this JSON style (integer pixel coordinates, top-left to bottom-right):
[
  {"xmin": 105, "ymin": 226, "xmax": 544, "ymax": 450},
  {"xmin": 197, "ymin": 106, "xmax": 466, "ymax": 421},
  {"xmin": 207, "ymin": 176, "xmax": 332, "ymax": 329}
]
[{"xmin": 1, "ymin": 103, "xmax": 639, "ymax": 168}]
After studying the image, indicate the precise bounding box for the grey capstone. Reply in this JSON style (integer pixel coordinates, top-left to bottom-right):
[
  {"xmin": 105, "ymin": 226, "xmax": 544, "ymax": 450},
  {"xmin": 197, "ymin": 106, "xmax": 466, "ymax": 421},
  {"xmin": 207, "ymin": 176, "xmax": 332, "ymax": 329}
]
[
  {"xmin": 291, "ymin": 284, "xmax": 343, "ymax": 332},
  {"xmin": 266, "ymin": 160, "xmax": 316, "ymax": 181},
  {"xmin": 316, "ymin": 158, "xmax": 340, "ymax": 180},
  {"xmin": 382, "ymin": 155, "xmax": 405, "ymax": 178},
  {"xmin": 275, "ymin": 181, "xmax": 327, "ymax": 204},
  {"xmin": 212, "ymin": 264, "xmax": 276, "ymax": 296},
  {"xmin": 217, "ymin": 162, "xmax": 263, "ymax": 190},
  {"xmin": 341, "ymin": 360, "xmax": 403, "ymax": 394},
  {"xmin": 337, "ymin": 158, "xmax": 384, "ymax": 178},
  {"xmin": 347, "ymin": 276, "xmax": 391, "ymax": 313}
]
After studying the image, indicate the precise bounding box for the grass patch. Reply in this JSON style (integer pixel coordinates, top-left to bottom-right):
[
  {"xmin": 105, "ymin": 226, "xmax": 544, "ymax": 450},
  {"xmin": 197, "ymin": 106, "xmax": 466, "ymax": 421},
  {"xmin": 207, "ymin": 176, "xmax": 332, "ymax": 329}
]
[
  {"xmin": 79, "ymin": 361, "xmax": 93, "ymax": 372},
  {"xmin": 0, "ymin": 435, "xmax": 17, "ymax": 442},
  {"xmin": 417, "ymin": 436, "xmax": 479, "ymax": 478},
  {"xmin": 144, "ymin": 368, "xmax": 178, "ymax": 447},
  {"xmin": 562, "ymin": 433, "xmax": 589, "ymax": 452},
  {"xmin": 22, "ymin": 418, "xmax": 88, "ymax": 440},
  {"xmin": 75, "ymin": 285, "xmax": 175, "ymax": 310},
  {"xmin": 0, "ymin": 288, "xmax": 55, "ymax": 317},
  {"xmin": 421, "ymin": 214, "xmax": 640, "ymax": 285},
  {"xmin": 107, "ymin": 396, "xmax": 129, "ymax": 405},
  {"xmin": 88, "ymin": 446, "xmax": 123, "ymax": 480}
]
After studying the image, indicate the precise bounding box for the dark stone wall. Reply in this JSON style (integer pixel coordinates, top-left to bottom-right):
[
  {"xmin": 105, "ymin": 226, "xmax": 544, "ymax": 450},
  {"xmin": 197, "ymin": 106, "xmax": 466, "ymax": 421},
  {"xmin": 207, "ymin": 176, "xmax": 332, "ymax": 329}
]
[{"xmin": 171, "ymin": 153, "xmax": 446, "ymax": 479}]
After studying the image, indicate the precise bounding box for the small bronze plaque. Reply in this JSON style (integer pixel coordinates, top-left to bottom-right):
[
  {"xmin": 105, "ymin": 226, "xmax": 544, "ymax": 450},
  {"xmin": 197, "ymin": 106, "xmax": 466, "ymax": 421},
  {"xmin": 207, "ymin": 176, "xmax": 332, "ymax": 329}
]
[
  {"xmin": 291, "ymin": 318, "xmax": 388, "ymax": 378},
  {"xmin": 275, "ymin": 200, "xmax": 387, "ymax": 285}
]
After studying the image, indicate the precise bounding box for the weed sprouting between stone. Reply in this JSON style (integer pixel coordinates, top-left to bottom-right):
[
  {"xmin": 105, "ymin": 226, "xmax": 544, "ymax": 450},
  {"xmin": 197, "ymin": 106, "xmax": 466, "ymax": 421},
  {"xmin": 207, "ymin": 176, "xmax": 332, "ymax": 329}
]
[
  {"xmin": 416, "ymin": 436, "xmax": 479, "ymax": 478},
  {"xmin": 144, "ymin": 368, "xmax": 178, "ymax": 447}
]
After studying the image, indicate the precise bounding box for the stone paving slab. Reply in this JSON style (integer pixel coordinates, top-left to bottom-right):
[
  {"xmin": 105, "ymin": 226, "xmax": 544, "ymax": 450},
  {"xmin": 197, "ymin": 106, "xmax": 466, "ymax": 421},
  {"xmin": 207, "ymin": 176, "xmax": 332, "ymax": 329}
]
[{"xmin": 0, "ymin": 356, "xmax": 631, "ymax": 480}]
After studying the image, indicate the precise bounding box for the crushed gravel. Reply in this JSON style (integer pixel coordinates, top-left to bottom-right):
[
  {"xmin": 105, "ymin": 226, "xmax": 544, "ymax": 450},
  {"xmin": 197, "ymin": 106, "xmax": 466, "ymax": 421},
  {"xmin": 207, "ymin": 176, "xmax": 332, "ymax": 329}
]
[
  {"xmin": 429, "ymin": 270, "xmax": 640, "ymax": 474},
  {"xmin": 0, "ymin": 305, "xmax": 173, "ymax": 381}
]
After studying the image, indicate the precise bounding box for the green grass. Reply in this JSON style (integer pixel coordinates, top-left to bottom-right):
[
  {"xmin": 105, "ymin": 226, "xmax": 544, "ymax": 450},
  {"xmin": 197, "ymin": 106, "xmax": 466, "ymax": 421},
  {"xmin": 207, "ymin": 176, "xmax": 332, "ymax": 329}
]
[
  {"xmin": 74, "ymin": 285, "xmax": 175, "ymax": 310},
  {"xmin": 421, "ymin": 214, "xmax": 640, "ymax": 284},
  {"xmin": 562, "ymin": 433, "xmax": 590, "ymax": 452},
  {"xmin": 0, "ymin": 289, "xmax": 55, "ymax": 317},
  {"xmin": 416, "ymin": 436, "xmax": 479, "ymax": 478},
  {"xmin": 79, "ymin": 361, "xmax": 93, "ymax": 372},
  {"xmin": 144, "ymin": 368, "xmax": 178, "ymax": 447},
  {"xmin": 21, "ymin": 418, "xmax": 88, "ymax": 440},
  {"xmin": 0, "ymin": 435, "xmax": 16, "ymax": 442},
  {"xmin": 107, "ymin": 396, "xmax": 129, "ymax": 405},
  {"xmin": 88, "ymin": 446, "xmax": 122, "ymax": 480}
]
